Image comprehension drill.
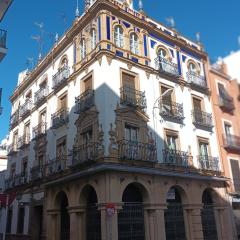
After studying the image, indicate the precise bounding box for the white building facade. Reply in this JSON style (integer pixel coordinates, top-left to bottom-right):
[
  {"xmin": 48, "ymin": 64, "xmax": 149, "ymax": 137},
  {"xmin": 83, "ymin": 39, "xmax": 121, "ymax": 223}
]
[{"xmin": 4, "ymin": 0, "xmax": 236, "ymax": 240}]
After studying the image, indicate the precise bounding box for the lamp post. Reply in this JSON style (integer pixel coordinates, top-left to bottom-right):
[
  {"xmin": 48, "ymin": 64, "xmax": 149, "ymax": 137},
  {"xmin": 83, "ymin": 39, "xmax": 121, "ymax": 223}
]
[{"xmin": 152, "ymin": 88, "xmax": 173, "ymax": 143}]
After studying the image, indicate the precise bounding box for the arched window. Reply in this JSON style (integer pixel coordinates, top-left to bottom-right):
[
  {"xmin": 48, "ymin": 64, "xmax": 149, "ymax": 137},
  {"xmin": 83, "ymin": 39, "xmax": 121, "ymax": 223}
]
[
  {"xmin": 130, "ymin": 33, "xmax": 138, "ymax": 55},
  {"xmin": 91, "ymin": 29, "xmax": 97, "ymax": 50},
  {"xmin": 157, "ymin": 48, "xmax": 167, "ymax": 59},
  {"xmin": 80, "ymin": 39, "xmax": 86, "ymax": 60},
  {"xmin": 188, "ymin": 62, "xmax": 198, "ymax": 73},
  {"xmin": 114, "ymin": 25, "xmax": 124, "ymax": 48},
  {"xmin": 61, "ymin": 57, "xmax": 68, "ymax": 68}
]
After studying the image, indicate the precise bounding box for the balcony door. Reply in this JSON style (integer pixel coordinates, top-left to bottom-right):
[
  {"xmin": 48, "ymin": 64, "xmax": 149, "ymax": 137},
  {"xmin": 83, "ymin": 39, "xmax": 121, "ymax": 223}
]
[
  {"xmin": 84, "ymin": 76, "xmax": 93, "ymax": 92},
  {"xmin": 56, "ymin": 137, "xmax": 67, "ymax": 170},
  {"xmin": 39, "ymin": 110, "xmax": 46, "ymax": 134},
  {"xmin": 199, "ymin": 141, "xmax": 210, "ymax": 169},
  {"xmin": 161, "ymin": 86, "xmax": 173, "ymax": 114},
  {"xmin": 122, "ymin": 72, "xmax": 136, "ymax": 105},
  {"xmin": 166, "ymin": 135, "xmax": 177, "ymax": 151},
  {"xmin": 124, "ymin": 125, "xmax": 139, "ymax": 160},
  {"xmin": 193, "ymin": 97, "xmax": 203, "ymax": 122}
]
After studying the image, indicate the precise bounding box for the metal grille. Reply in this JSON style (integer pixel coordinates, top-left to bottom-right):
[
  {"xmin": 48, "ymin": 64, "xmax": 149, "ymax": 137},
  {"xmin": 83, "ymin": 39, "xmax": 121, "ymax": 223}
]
[
  {"xmin": 86, "ymin": 204, "xmax": 101, "ymax": 240},
  {"xmin": 165, "ymin": 203, "xmax": 186, "ymax": 240},
  {"xmin": 201, "ymin": 204, "xmax": 218, "ymax": 240},
  {"xmin": 118, "ymin": 203, "xmax": 145, "ymax": 240}
]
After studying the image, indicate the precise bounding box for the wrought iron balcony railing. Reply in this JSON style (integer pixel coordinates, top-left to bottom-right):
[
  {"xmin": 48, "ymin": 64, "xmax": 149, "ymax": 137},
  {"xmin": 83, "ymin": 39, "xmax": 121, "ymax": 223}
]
[
  {"xmin": 7, "ymin": 144, "xmax": 18, "ymax": 155},
  {"xmin": 32, "ymin": 122, "xmax": 47, "ymax": 139},
  {"xmin": 162, "ymin": 149, "xmax": 189, "ymax": 168},
  {"xmin": 19, "ymin": 99, "xmax": 33, "ymax": 118},
  {"xmin": 51, "ymin": 108, "xmax": 69, "ymax": 129},
  {"xmin": 118, "ymin": 140, "xmax": 157, "ymax": 162},
  {"xmin": 30, "ymin": 166, "xmax": 44, "ymax": 181},
  {"xmin": 45, "ymin": 156, "xmax": 68, "ymax": 176},
  {"xmin": 74, "ymin": 89, "xmax": 95, "ymax": 114},
  {"xmin": 187, "ymin": 72, "xmax": 208, "ymax": 91},
  {"xmin": 0, "ymin": 29, "xmax": 7, "ymax": 48},
  {"xmin": 120, "ymin": 86, "xmax": 146, "ymax": 109},
  {"xmin": 197, "ymin": 155, "xmax": 220, "ymax": 172},
  {"xmin": 5, "ymin": 173, "xmax": 28, "ymax": 189},
  {"xmin": 159, "ymin": 99, "xmax": 184, "ymax": 120},
  {"xmin": 219, "ymin": 95, "xmax": 235, "ymax": 112},
  {"xmin": 34, "ymin": 86, "xmax": 49, "ymax": 105},
  {"xmin": 52, "ymin": 65, "xmax": 70, "ymax": 89},
  {"xmin": 71, "ymin": 143, "xmax": 99, "ymax": 166},
  {"xmin": 17, "ymin": 134, "xmax": 30, "ymax": 149},
  {"xmin": 223, "ymin": 134, "xmax": 240, "ymax": 151},
  {"xmin": 192, "ymin": 110, "xmax": 213, "ymax": 129},
  {"xmin": 10, "ymin": 110, "xmax": 19, "ymax": 128},
  {"xmin": 155, "ymin": 56, "xmax": 179, "ymax": 77}
]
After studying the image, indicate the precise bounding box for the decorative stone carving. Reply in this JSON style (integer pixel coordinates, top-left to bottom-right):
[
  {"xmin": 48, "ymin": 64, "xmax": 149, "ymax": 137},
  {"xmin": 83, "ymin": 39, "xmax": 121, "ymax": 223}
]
[{"xmin": 108, "ymin": 123, "xmax": 118, "ymax": 158}]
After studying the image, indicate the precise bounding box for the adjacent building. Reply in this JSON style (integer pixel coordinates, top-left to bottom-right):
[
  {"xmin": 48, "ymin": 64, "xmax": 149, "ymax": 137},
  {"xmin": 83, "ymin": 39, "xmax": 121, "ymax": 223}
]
[
  {"xmin": 209, "ymin": 55, "xmax": 240, "ymax": 236},
  {"xmin": 3, "ymin": 0, "xmax": 237, "ymax": 239}
]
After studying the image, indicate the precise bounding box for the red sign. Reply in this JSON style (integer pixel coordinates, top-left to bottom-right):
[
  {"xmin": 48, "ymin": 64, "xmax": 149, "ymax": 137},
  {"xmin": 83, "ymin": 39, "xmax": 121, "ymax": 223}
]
[{"xmin": 106, "ymin": 203, "xmax": 116, "ymax": 217}]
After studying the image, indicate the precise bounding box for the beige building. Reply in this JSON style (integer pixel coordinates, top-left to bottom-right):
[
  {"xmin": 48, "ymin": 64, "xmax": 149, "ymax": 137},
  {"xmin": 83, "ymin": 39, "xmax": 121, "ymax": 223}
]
[{"xmin": 4, "ymin": 0, "xmax": 237, "ymax": 240}]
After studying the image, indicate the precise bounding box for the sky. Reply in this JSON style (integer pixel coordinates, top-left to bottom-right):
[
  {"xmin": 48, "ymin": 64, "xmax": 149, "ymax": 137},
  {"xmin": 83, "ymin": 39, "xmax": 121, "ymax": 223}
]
[{"xmin": 0, "ymin": 0, "xmax": 240, "ymax": 141}]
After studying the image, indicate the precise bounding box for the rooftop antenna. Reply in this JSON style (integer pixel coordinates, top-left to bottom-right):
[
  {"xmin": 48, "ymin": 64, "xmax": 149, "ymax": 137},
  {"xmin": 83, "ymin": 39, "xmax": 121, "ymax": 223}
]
[
  {"xmin": 75, "ymin": 0, "xmax": 80, "ymax": 18},
  {"xmin": 31, "ymin": 22, "xmax": 45, "ymax": 61},
  {"xmin": 196, "ymin": 32, "xmax": 201, "ymax": 44},
  {"xmin": 166, "ymin": 17, "xmax": 175, "ymax": 30},
  {"xmin": 0, "ymin": 88, "xmax": 2, "ymax": 115},
  {"xmin": 139, "ymin": 0, "xmax": 144, "ymax": 13},
  {"xmin": 26, "ymin": 57, "xmax": 34, "ymax": 70},
  {"xmin": 61, "ymin": 13, "xmax": 68, "ymax": 32}
]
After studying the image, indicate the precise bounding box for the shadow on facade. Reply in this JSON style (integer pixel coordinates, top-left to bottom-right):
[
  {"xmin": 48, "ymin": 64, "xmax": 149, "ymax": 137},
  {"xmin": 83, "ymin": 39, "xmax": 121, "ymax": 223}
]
[{"xmin": 3, "ymin": 83, "xmax": 236, "ymax": 240}]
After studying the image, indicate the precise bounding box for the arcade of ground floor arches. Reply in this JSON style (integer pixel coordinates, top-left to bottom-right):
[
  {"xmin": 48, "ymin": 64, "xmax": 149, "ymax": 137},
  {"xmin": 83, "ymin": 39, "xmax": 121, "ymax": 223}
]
[{"xmin": 45, "ymin": 173, "xmax": 236, "ymax": 240}]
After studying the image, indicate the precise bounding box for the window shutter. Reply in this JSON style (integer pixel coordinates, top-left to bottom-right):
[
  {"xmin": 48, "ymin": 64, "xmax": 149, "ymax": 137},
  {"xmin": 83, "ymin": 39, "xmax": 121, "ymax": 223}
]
[
  {"xmin": 230, "ymin": 159, "xmax": 240, "ymax": 193},
  {"xmin": 122, "ymin": 73, "xmax": 135, "ymax": 88}
]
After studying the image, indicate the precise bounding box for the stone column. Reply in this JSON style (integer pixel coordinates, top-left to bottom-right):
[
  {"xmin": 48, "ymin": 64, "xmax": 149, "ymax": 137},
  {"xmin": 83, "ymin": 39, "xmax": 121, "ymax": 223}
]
[
  {"xmin": 68, "ymin": 206, "xmax": 86, "ymax": 240},
  {"xmin": 154, "ymin": 205, "xmax": 167, "ymax": 240},
  {"xmin": 46, "ymin": 209, "xmax": 60, "ymax": 240},
  {"xmin": 99, "ymin": 206, "xmax": 107, "ymax": 240},
  {"xmin": 184, "ymin": 204, "xmax": 204, "ymax": 240}
]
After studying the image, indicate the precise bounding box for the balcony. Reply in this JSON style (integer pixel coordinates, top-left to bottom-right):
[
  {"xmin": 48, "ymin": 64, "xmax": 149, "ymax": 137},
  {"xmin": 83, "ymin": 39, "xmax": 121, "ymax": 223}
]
[
  {"xmin": 187, "ymin": 72, "xmax": 208, "ymax": 93},
  {"xmin": 155, "ymin": 56, "xmax": 179, "ymax": 77},
  {"xmin": 223, "ymin": 134, "xmax": 240, "ymax": 152},
  {"xmin": 45, "ymin": 156, "xmax": 68, "ymax": 177},
  {"xmin": 52, "ymin": 65, "xmax": 70, "ymax": 89},
  {"xmin": 5, "ymin": 174, "xmax": 28, "ymax": 189},
  {"xmin": 219, "ymin": 96, "xmax": 235, "ymax": 112},
  {"xmin": 19, "ymin": 99, "xmax": 33, "ymax": 118},
  {"xmin": 51, "ymin": 108, "xmax": 69, "ymax": 129},
  {"xmin": 161, "ymin": 149, "xmax": 189, "ymax": 169},
  {"xmin": 32, "ymin": 122, "xmax": 47, "ymax": 139},
  {"xmin": 120, "ymin": 86, "xmax": 146, "ymax": 109},
  {"xmin": 30, "ymin": 166, "xmax": 44, "ymax": 181},
  {"xmin": 10, "ymin": 110, "xmax": 19, "ymax": 129},
  {"xmin": 118, "ymin": 140, "xmax": 157, "ymax": 162},
  {"xmin": 34, "ymin": 86, "xmax": 49, "ymax": 105},
  {"xmin": 71, "ymin": 143, "xmax": 99, "ymax": 166},
  {"xmin": 192, "ymin": 110, "xmax": 213, "ymax": 130},
  {"xmin": 0, "ymin": 29, "xmax": 7, "ymax": 62},
  {"xmin": 197, "ymin": 155, "xmax": 220, "ymax": 172},
  {"xmin": 74, "ymin": 89, "xmax": 95, "ymax": 114},
  {"xmin": 7, "ymin": 144, "xmax": 18, "ymax": 155},
  {"xmin": 17, "ymin": 134, "xmax": 30, "ymax": 149},
  {"xmin": 159, "ymin": 99, "xmax": 184, "ymax": 121}
]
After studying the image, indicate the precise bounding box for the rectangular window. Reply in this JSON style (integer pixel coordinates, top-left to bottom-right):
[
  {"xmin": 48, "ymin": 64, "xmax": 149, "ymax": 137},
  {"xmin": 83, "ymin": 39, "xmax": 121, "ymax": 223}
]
[
  {"xmin": 84, "ymin": 76, "xmax": 93, "ymax": 91},
  {"xmin": 81, "ymin": 127, "xmax": 93, "ymax": 144},
  {"xmin": 199, "ymin": 141, "xmax": 209, "ymax": 157},
  {"xmin": 39, "ymin": 110, "xmax": 46, "ymax": 123},
  {"xmin": 166, "ymin": 135, "xmax": 178, "ymax": 150},
  {"xmin": 193, "ymin": 97, "xmax": 202, "ymax": 111},
  {"xmin": 17, "ymin": 207, "xmax": 25, "ymax": 234},
  {"xmin": 224, "ymin": 123, "xmax": 232, "ymax": 137},
  {"xmin": 230, "ymin": 159, "xmax": 240, "ymax": 193},
  {"xmin": 22, "ymin": 158, "xmax": 28, "ymax": 177},
  {"xmin": 125, "ymin": 124, "xmax": 138, "ymax": 142},
  {"xmin": 56, "ymin": 136, "xmax": 67, "ymax": 158},
  {"xmin": 59, "ymin": 94, "xmax": 67, "ymax": 109},
  {"xmin": 122, "ymin": 72, "xmax": 135, "ymax": 89},
  {"xmin": 38, "ymin": 154, "xmax": 44, "ymax": 167},
  {"xmin": 13, "ymin": 131, "xmax": 18, "ymax": 149},
  {"xmin": 10, "ymin": 164, "xmax": 16, "ymax": 178}
]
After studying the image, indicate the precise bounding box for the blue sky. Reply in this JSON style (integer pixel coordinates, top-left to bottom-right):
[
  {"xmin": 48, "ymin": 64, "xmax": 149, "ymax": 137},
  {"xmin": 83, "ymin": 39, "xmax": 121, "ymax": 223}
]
[{"xmin": 0, "ymin": 0, "xmax": 239, "ymax": 141}]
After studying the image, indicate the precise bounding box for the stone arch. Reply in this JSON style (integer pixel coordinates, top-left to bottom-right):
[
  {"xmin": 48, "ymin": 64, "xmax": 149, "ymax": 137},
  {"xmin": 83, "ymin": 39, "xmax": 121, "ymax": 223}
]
[
  {"xmin": 187, "ymin": 59, "xmax": 201, "ymax": 75},
  {"xmin": 54, "ymin": 190, "xmax": 70, "ymax": 209},
  {"xmin": 164, "ymin": 184, "xmax": 189, "ymax": 204},
  {"xmin": 201, "ymin": 187, "xmax": 223, "ymax": 205},
  {"xmin": 120, "ymin": 180, "xmax": 151, "ymax": 203},
  {"xmin": 118, "ymin": 182, "xmax": 146, "ymax": 240},
  {"xmin": 54, "ymin": 191, "xmax": 70, "ymax": 240},
  {"xmin": 156, "ymin": 44, "xmax": 172, "ymax": 60},
  {"xmin": 78, "ymin": 183, "xmax": 101, "ymax": 205}
]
